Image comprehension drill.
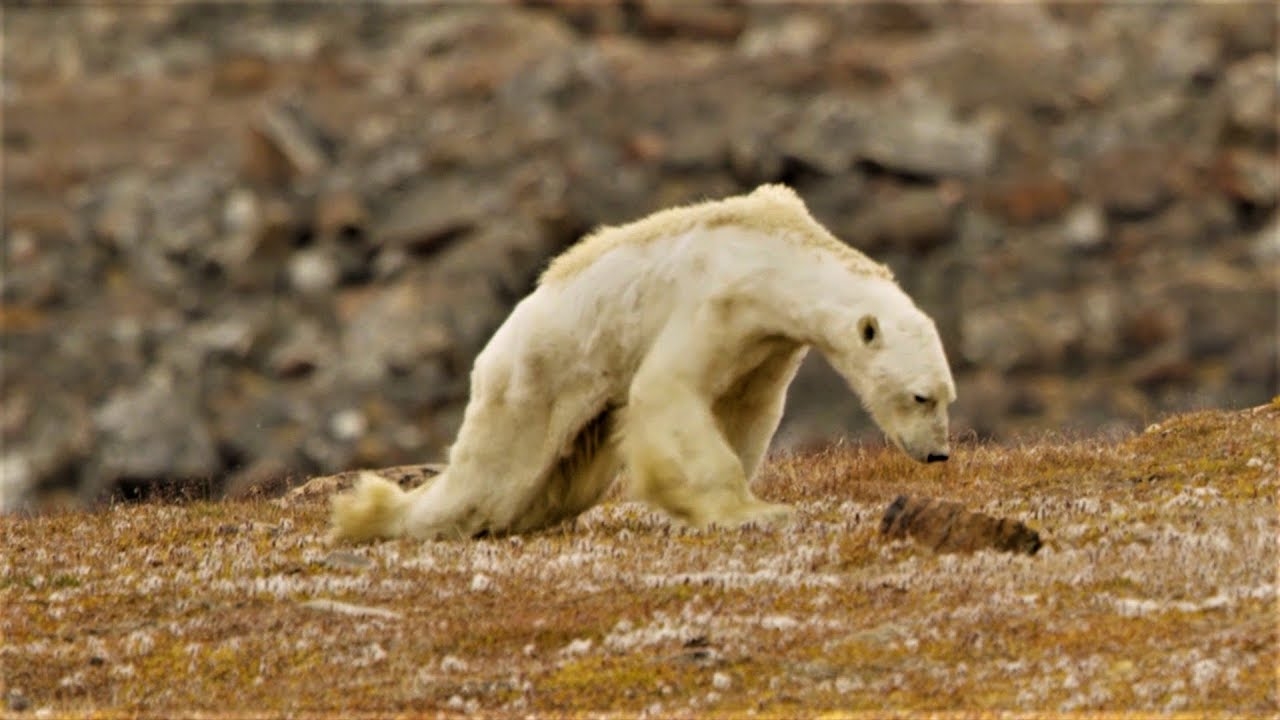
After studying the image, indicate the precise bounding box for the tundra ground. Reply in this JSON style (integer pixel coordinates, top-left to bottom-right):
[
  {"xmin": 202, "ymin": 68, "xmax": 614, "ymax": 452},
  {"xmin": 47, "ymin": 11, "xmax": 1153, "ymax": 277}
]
[{"xmin": 3, "ymin": 402, "xmax": 1276, "ymax": 716}]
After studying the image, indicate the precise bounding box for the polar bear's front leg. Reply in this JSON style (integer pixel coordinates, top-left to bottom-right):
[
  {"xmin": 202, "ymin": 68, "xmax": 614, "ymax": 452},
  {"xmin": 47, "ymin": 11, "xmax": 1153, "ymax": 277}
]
[
  {"xmin": 622, "ymin": 372, "xmax": 793, "ymax": 528},
  {"xmin": 714, "ymin": 344, "xmax": 807, "ymax": 481}
]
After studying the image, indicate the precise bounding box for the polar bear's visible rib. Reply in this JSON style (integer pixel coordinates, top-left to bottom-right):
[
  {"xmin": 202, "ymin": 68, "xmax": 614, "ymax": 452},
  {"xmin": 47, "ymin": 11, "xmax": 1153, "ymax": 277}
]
[{"xmin": 539, "ymin": 184, "xmax": 893, "ymax": 285}]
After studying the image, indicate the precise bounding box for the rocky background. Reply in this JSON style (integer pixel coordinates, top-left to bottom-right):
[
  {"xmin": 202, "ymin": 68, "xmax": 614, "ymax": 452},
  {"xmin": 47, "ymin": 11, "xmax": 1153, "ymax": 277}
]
[{"xmin": 2, "ymin": 1, "xmax": 1276, "ymax": 510}]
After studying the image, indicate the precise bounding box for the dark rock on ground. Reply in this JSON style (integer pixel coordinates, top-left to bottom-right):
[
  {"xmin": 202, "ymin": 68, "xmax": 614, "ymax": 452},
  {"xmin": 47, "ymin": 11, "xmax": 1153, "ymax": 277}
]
[{"xmin": 881, "ymin": 495, "xmax": 1043, "ymax": 556}]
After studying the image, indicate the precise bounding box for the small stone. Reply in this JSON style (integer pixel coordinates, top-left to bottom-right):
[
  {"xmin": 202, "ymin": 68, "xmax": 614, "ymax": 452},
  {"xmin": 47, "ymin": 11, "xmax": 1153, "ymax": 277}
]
[
  {"xmin": 329, "ymin": 409, "xmax": 368, "ymax": 442},
  {"xmin": 1059, "ymin": 204, "xmax": 1108, "ymax": 251},
  {"xmin": 286, "ymin": 249, "xmax": 340, "ymax": 296}
]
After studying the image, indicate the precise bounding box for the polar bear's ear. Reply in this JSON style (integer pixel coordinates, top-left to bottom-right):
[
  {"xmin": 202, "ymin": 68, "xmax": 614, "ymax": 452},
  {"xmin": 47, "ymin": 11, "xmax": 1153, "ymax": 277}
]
[{"xmin": 858, "ymin": 314, "xmax": 882, "ymax": 348}]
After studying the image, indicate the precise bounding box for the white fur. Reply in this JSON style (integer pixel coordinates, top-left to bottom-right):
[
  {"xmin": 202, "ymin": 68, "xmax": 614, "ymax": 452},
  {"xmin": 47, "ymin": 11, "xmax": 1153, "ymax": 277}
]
[{"xmin": 331, "ymin": 185, "xmax": 955, "ymax": 541}]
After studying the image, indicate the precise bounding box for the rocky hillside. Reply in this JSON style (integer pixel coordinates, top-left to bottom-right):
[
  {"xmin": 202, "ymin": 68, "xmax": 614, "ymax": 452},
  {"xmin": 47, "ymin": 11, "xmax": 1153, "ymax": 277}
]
[
  {"xmin": 2, "ymin": 2, "xmax": 1277, "ymax": 508},
  {"xmin": 2, "ymin": 402, "xmax": 1276, "ymax": 714}
]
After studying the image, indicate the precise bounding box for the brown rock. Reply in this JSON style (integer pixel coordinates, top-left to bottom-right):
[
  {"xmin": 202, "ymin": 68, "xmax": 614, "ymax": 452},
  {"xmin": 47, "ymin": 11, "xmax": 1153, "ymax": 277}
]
[
  {"xmin": 1083, "ymin": 147, "xmax": 1175, "ymax": 218},
  {"xmin": 848, "ymin": 187, "xmax": 958, "ymax": 254},
  {"xmin": 979, "ymin": 171, "xmax": 1074, "ymax": 225},
  {"xmin": 1211, "ymin": 149, "xmax": 1279, "ymax": 206},
  {"xmin": 374, "ymin": 176, "xmax": 496, "ymax": 254},
  {"xmin": 211, "ymin": 54, "xmax": 274, "ymax": 95},
  {"xmin": 880, "ymin": 495, "xmax": 1042, "ymax": 555},
  {"xmin": 240, "ymin": 99, "xmax": 336, "ymax": 187},
  {"xmin": 639, "ymin": 1, "xmax": 746, "ymax": 41},
  {"xmin": 1223, "ymin": 54, "xmax": 1279, "ymax": 139}
]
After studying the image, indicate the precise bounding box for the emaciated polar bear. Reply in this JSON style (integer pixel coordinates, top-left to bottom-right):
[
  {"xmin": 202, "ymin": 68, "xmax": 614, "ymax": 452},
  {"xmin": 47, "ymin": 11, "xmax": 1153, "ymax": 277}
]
[{"xmin": 331, "ymin": 184, "xmax": 955, "ymax": 542}]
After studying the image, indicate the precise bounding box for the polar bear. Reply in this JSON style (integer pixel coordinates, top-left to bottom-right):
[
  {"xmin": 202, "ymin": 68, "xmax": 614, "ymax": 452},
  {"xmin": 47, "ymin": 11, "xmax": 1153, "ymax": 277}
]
[{"xmin": 331, "ymin": 184, "xmax": 955, "ymax": 542}]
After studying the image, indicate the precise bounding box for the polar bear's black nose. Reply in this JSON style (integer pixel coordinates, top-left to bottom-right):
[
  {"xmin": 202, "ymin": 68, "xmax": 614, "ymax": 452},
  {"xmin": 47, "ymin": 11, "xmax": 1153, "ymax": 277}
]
[{"xmin": 926, "ymin": 453, "xmax": 949, "ymax": 463}]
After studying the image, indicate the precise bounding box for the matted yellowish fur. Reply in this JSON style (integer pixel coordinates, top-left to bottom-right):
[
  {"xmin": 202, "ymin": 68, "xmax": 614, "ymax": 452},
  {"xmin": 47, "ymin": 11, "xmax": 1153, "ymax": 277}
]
[{"xmin": 539, "ymin": 184, "xmax": 893, "ymax": 285}]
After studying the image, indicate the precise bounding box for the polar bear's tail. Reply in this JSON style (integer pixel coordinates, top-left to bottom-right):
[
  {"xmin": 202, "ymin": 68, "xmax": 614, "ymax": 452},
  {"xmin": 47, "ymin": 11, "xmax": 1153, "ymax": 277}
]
[{"xmin": 329, "ymin": 472, "xmax": 413, "ymax": 544}]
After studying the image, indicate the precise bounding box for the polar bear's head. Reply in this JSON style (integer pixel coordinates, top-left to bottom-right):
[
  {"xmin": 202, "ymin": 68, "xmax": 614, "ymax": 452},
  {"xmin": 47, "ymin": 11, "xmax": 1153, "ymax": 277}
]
[{"xmin": 835, "ymin": 291, "xmax": 956, "ymax": 463}]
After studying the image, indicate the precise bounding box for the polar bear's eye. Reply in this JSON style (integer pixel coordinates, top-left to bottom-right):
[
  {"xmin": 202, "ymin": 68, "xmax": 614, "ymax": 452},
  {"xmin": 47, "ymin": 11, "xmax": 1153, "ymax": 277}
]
[{"xmin": 913, "ymin": 394, "xmax": 931, "ymax": 405}]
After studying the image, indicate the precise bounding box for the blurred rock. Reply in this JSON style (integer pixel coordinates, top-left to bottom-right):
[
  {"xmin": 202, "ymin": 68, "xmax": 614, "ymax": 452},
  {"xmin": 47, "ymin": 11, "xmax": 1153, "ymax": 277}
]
[
  {"xmin": 0, "ymin": 392, "xmax": 92, "ymax": 512},
  {"xmin": 340, "ymin": 269, "xmax": 455, "ymax": 382},
  {"xmin": 1222, "ymin": 53, "xmax": 1279, "ymax": 140},
  {"xmin": 286, "ymin": 247, "xmax": 341, "ymax": 296},
  {"xmin": 1083, "ymin": 147, "xmax": 1175, "ymax": 218},
  {"xmin": 374, "ymin": 175, "xmax": 497, "ymax": 255},
  {"xmin": 737, "ymin": 14, "xmax": 828, "ymax": 59},
  {"xmin": 91, "ymin": 369, "xmax": 220, "ymax": 502},
  {"xmin": 1212, "ymin": 149, "xmax": 1279, "ymax": 207},
  {"xmin": 1057, "ymin": 203, "xmax": 1108, "ymax": 252},
  {"xmin": 857, "ymin": 90, "xmax": 998, "ymax": 178},
  {"xmin": 781, "ymin": 97, "xmax": 865, "ymax": 176},
  {"xmin": 315, "ymin": 186, "xmax": 369, "ymax": 241},
  {"xmin": 211, "ymin": 54, "xmax": 274, "ymax": 95},
  {"xmin": 639, "ymin": 0, "xmax": 745, "ymax": 42},
  {"xmin": 980, "ymin": 169, "xmax": 1073, "ymax": 226},
  {"xmin": 242, "ymin": 98, "xmax": 336, "ymax": 186},
  {"xmin": 847, "ymin": 187, "xmax": 957, "ymax": 254}
]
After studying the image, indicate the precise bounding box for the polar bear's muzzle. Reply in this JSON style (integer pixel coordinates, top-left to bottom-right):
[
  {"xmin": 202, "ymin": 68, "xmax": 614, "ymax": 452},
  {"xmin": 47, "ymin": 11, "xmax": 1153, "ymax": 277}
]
[{"xmin": 890, "ymin": 429, "xmax": 951, "ymax": 465}]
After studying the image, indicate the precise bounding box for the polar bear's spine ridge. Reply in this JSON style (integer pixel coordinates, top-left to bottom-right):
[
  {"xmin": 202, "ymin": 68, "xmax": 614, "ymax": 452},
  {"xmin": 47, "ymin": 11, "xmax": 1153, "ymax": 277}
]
[
  {"xmin": 329, "ymin": 472, "xmax": 412, "ymax": 543},
  {"xmin": 538, "ymin": 183, "xmax": 892, "ymax": 285}
]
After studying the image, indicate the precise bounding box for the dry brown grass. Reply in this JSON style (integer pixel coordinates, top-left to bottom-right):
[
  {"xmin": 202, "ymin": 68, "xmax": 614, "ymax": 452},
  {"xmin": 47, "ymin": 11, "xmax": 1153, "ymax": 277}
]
[{"xmin": 3, "ymin": 403, "xmax": 1277, "ymax": 716}]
